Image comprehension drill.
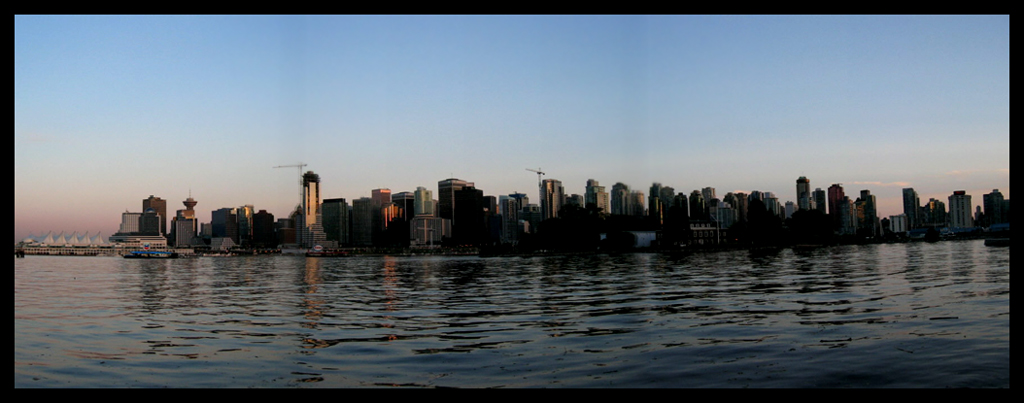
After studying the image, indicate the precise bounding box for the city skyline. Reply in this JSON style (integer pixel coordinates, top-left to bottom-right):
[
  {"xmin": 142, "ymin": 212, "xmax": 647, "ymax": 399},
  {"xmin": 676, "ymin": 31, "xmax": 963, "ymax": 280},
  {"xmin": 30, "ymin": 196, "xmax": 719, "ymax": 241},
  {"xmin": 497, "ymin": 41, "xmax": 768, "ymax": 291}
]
[{"xmin": 15, "ymin": 15, "xmax": 1009, "ymax": 241}]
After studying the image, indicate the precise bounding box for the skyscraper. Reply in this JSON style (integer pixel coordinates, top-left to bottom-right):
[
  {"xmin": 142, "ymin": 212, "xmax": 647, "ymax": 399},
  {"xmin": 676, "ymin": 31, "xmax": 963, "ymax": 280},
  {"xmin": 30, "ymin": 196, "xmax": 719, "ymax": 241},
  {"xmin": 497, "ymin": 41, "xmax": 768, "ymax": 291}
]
[
  {"xmin": 252, "ymin": 209, "xmax": 276, "ymax": 249},
  {"xmin": 923, "ymin": 198, "xmax": 947, "ymax": 228},
  {"xmin": 171, "ymin": 194, "xmax": 199, "ymax": 247},
  {"xmin": 322, "ymin": 198, "xmax": 349, "ymax": 246},
  {"xmin": 903, "ymin": 188, "xmax": 921, "ymax": 230},
  {"xmin": 584, "ymin": 179, "xmax": 609, "ymax": 213},
  {"xmin": 143, "ymin": 195, "xmax": 167, "ymax": 236},
  {"xmin": 351, "ymin": 197, "xmax": 374, "ymax": 247},
  {"xmin": 649, "ymin": 183, "xmax": 664, "ymax": 225},
  {"xmin": 301, "ymin": 171, "xmax": 326, "ymax": 247},
  {"xmin": 856, "ymin": 190, "xmax": 878, "ymax": 237},
  {"xmin": 813, "ymin": 188, "xmax": 827, "ymax": 214},
  {"xmin": 610, "ymin": 183, "xmax": 630, "ymax": 215},
  {"xmin": 413, "ymin": 186, "xmax": 435, "ymax": 217},
  {"xmin": 948, "ymin": 190, "xmax": 973, "ymax": 229},
  {"xmin": 983, "ymin": 189, "xmax": 1007, "ymax": 226},
  {"xmin": 438, "ymin": 178, "xmax": 473, "ymax": 223},
  {"xmin": 796, "ymin": 176, "xmax": 811, "ymax": 211},
  {"xmin": 829, "ymin": 184, "xmax": 846, "ymax": 231},
  {"xmin": 540, "ymin": 179, "xmax": 564, "ymax": 220},
  {"xmin": 236, "ymin": 204, "xmax": 254, "ymax": 247},
  {"xmin": 211, "ymin": 207, "xmax": 238, "ymax": 243},
  {"xmin": 689, "ymin": 190, "xmax": 706, "ymax": 220}
]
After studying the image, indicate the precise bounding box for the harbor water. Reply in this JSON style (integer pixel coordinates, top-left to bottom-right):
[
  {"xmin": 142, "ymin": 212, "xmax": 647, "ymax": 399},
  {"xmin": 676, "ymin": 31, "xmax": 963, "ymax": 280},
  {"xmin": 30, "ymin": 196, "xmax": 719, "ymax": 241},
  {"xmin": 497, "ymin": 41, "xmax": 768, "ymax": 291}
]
[{"xmin": 14, "ymin": 239, "xmax": 1009, "ymax": 388}]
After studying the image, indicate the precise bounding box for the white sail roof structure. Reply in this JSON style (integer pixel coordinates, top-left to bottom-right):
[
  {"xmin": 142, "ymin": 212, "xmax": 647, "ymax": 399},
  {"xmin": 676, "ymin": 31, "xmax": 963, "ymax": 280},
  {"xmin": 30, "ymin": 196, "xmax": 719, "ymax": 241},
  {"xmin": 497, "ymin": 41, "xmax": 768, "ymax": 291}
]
[{"xmin": 22, "ymin": 231, "xmax": 113, "ymax": 247}]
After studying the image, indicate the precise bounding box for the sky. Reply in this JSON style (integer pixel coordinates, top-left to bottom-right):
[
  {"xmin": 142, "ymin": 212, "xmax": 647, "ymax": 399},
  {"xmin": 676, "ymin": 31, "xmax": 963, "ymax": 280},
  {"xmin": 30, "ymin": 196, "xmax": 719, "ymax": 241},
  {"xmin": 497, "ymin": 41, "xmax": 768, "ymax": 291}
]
[{"xmin": 15, "ymin": 15, "xmax": 1010, "ymax": 242}]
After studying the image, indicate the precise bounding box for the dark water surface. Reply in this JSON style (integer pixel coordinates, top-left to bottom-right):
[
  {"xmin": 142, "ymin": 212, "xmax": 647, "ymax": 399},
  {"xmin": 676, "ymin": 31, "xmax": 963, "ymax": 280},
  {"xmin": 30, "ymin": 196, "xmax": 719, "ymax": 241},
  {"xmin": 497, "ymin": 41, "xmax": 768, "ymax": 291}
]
[{"xmin": 15, "ymin": 240, "xmax": 1009, "ymax": 388}]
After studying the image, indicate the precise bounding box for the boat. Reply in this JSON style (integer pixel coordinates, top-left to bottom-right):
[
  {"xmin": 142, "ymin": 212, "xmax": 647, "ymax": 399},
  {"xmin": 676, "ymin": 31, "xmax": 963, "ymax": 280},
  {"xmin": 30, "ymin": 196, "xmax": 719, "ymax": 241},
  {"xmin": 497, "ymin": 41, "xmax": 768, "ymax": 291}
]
[
  {"xmin": 984, "ymin": 238, "xmax": 1010, "ymax": 247},
  {"xmin": 123, "ymin": 251, "xmax": 179, "ymax": 259},
  {"xmin": 305, "ymin": 244, "xmax": 348, "ymax": 257},
  {"xmin": 306, "ymin": 251, "xmax": 349, "ymax": 257},
  {"xmin": 985, "ymin": 223, "xmax": 1010, "ymax": 247}
]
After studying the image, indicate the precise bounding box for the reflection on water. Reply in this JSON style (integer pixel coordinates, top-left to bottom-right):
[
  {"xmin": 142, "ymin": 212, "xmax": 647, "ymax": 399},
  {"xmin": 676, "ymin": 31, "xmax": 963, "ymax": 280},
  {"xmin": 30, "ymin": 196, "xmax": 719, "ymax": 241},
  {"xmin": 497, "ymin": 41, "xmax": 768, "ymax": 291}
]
[{"xmin": 15, "ymin": 240, "xmax": 1009, "ymax": 388}]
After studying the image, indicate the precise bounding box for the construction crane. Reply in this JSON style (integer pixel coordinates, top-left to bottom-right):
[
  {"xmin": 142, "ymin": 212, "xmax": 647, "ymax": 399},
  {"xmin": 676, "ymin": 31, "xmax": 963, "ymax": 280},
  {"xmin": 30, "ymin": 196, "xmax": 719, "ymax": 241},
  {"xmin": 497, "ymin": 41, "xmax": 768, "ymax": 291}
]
[
  {"xmin": 526, "ymin": 168, "xmax": 545, "ymax": 188},
  {"xmin": 274, "ymin": 163, "xmax": 307, "ymax": 211}
]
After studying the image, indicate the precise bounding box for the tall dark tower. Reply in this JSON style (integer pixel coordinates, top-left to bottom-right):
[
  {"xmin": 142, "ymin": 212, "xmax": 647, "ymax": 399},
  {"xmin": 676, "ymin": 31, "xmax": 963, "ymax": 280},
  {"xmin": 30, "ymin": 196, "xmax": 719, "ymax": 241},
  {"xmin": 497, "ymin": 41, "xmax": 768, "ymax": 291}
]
[
  {"xmin": 796, "ymin": 176, "xmax": 811, "ymax": 211},
  {"xmin": 143, "ymin": 195, "xmax": 167, "ymax": 236},
  {"xmin": 828, "ymin": 184, "xmax": 845, "ymax": 231}
]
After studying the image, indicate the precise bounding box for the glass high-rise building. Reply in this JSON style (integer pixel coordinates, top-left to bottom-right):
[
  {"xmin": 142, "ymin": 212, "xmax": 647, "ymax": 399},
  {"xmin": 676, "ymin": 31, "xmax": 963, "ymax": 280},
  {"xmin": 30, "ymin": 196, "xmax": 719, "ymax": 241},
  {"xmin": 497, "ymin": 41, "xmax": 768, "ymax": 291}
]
[
  {"xmin": 414, "ymin": 186, "xmax": 435, "ymax": 217},
  {"xmin": 903, "ymin": 188, "xmax": 921, "ymax": 230},
  {"xmin": 143, "ymin": 195, "xmax": 167, "ymax": 236},
  {"xmin": 322, "ymin": 198, "xmax": 349, "ymax": 246},
  {"xmin": 438, "ymin": 178, "xmax": 473, "ymax": 223},
  {"xmin": 983, "ymin": 189, "xmax": 1008, "ymax": 226},
  {"xmin": 541, "ymin": 179, "xmax": 564, "ymax": 220},
  {"xmin": 610, "ymin": 183, "xmax": 629, "ymax": 215},
  {"xmin": 829, "ymin": 184, "xmax": 846, "ymax": 231},
  {"xmin": 585, "ymin": 179, "xmax": 609, "ymax": 213},
  {"xmin": 796, "ymin": 177, "xmax": 811, "ymax": 211},
  {"xmin": 301, "ymin": 171, "xmax": 325, "ymax": 247}
]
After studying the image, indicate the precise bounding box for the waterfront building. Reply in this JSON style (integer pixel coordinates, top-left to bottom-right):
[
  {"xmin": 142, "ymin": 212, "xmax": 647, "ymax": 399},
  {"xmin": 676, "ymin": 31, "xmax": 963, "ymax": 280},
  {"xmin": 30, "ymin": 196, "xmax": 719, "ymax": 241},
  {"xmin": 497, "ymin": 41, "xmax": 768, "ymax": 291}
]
[
  {"xmin": 838, "ymin": 196, "xmax": 857, "ymax": 235},
  {"xmin": 451, "ymin": 184, "xmax": 487, "ymax": 245},
  {"xmin": 648, "ymin": 183, "xmax": 665, "ymax": 225},
  {"xmin": 763, "ymin": 192, "xmax": 781, "ymax": 219},
  {"xmin": 796, "ymin": 176, "xmax": 811, "ymax": 211},
  {"xmin": 903, "ymin": 188, "xmax": 922, "ymax": 230},
  {"xmin": 393, "ymin": 192, "xmax": 416, "ymax": 221},
  {"xmin": 322, "ymin": 198, "xmax": 350, "ymax": 247},
  {"xmin": 236, "ymin": 204, "xmax": 254, "ymax": 247},
  {"xmin": 143, "ymin": 195, "xmax": 167, "ymax": 236},
  {"xmin": 275, "ymin": 217, "xmax": 296, "ymax": 246},
  {"xmin": 785, "ymin": 201, "xmax": 796, "ymax": 220},
  {"xmin": 507, "ymin": 192, "xmax": 529, "ymax": 215},
  {"xmin": 118, "ymin": 211, "xmax": 142, "ymax": 234},
  {"xmin": 252, "ymin": 209, "xmax": 276, "ymax": 248},
  {"xmin": 541, "ymin": 179, "xmax": 564, "ymax": 220},
  {"xmin": 520, "ymin": 204, "xmax": 542, "ymax": 234},
  {"xmin": 170, "ymin": 194, "xmax": 200, "ymax": 247},
  {"xmin": 689, "ymin": 190, "xmax": 706, "ymax": 221},
  {"xmin": 585, "ymin": 179, "xmax": 609, "ymax": 213},
  {"xmin": 610, "ymin": 183, "xmax": 630, "ymax": 215},
  {"xmin": 301, "ymin": 171, "xmax": 326, "ymax": 248},
  {"xmin": 714, "ymin": 200, "xmax": 736, "ymax": 230},
  {"xmin": 983, "ymin": 189, "xmax": 1008, "ymax": 226},
  {"xmin": 351, "ymin": 197, "xmax": 374, "ymax": 247},
  {"xmin": 829, "ymin": 184, "xmax": 846, "ymax": 231},
  {"xmin": 107, "ymin": 233, "xmax": 169, "ymax": 249},
  {"xmin": 948, "ymin": 190, "xmax": 974, "ymax": 229},
  {"xmin": 410, "ymin": 216, "xmax": 451, "ymax": 247},
  {"xmin": 889, "ymin": 214, "xmax": 908, "ymax": 235},
  {"xmin": 566, "ymin": 194, "xmax": 584, "ymax": 208},
  {"xmin": 413, "ymin": 187, "xmax": 435, "ymax": 217},
  {"xmin": 813, "ymin": 188, "xmax": 827, "ymax": 214},
  {"xmin": 499, "ymin": 196, "xmax": 520, "ymax": 244},
  {"xmin": 922, "ymin": 198, "xmax": 947, "ymax": 228},
  {"xmin": 629, "ymin": 190, "xmax": 646, "ymax": 217},
  {"xmin": 139, "ymin": 209, "xmax": 162, "ymax": 236},
  {"xmin": 855, "ymin": 190, "xmax": 879, "ymax": 237},
  {"xmin": 211, "ymin": 207, "xmax": 239, "ymax": 243},
  {"xmin": 438, "ymin": 178, "xmax": 473, "ymax": 224},
  {"xmin": 723, "ymin": 192, "xmax": 746, "ymax": 223},
  {"xmin": 173, "ymin": 215, "xmax": 199, "ymax": 247}
]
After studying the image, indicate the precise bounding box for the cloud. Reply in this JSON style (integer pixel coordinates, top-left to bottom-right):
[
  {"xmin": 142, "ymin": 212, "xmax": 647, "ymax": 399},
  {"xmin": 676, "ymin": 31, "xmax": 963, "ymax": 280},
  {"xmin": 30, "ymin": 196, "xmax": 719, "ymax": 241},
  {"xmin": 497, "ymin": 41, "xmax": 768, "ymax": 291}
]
[
  {"xmin": 945, "ymin": 169, "xmax": 1010, "ymax": 176},
  {"xmin": 849, "ymin": 181, "xmax": 912, "ymax": 188}
]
